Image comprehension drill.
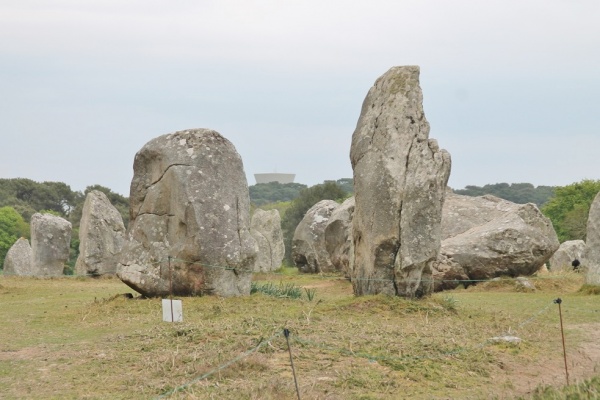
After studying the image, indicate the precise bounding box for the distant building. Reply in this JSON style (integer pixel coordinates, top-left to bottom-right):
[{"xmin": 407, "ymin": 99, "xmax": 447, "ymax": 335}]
[{"xmin": 254, "ymin": 173, "xmax": 296, "ymax": 184}]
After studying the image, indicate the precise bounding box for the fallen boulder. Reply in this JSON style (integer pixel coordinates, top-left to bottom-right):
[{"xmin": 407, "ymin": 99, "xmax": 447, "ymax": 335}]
[
  {"xmin": 292, "ymin": 200, "xmax": 339, "ymax": 273},
  {"xmin": 441, "ymin": 196, "xmax": 559, "ymax": 282}
]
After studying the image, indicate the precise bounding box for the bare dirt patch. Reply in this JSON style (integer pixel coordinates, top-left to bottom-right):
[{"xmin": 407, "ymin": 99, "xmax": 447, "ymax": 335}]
[{"xmin": 490, "ymin": 322, "xmax": 600, "ymax": 398}]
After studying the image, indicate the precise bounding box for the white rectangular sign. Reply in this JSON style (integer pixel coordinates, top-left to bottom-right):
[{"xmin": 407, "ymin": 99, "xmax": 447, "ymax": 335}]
[{"xmin": 162, "ymin": 299, "xmax": 183, "ymax": 322}]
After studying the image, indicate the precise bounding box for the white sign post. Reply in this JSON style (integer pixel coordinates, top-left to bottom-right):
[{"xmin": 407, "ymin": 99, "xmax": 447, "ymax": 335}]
[
  {"xmin": 161, "ymin": 255, "xmax": 183, "ymax": 322},
  {"xmin": 162, "ymin": 299, "xmax": 183, "ymax": 322}
]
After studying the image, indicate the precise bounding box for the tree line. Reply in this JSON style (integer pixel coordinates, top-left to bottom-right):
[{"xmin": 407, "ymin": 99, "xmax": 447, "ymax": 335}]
[{"xmin": 452, "ymin": 182, "xmax": 555, "ymax": 207}]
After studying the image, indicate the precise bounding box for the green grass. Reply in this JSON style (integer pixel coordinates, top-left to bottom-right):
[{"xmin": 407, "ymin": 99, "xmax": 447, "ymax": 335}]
[
  {"xmin": 0, "ymin": 272, "xmax": 598, "ymax": 399},
  {"xmin": 518, "ymin": 376, "xmax": 600, "ymax": 399}
]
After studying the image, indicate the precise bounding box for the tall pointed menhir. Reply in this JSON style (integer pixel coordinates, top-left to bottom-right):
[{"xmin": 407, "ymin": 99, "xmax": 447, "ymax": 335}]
[{"xmin": 350, "ymin": 66, "xmax": 451, "ymax": 297}]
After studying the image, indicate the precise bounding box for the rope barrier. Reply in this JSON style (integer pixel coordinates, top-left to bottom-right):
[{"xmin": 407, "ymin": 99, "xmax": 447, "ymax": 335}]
[
  {"xmin": 1, "ymin": 254, "xmax": 584, "ymax": 284},
  {"xmin": 129, "ymin": 256, "xmax": 584, "ymax": 285}
]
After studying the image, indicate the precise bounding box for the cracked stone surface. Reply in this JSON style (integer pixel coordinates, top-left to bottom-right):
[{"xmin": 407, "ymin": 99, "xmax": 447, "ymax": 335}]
[
  {"xmin": 250, "ymin": 209, "xmax": 284, "ymax": 273},
  {"xmin": 117, "ymin": 129, "xmax": 257, "ymax": 297},
  {"xmin": 350, "ymin": 66, "xmax": 451, "ymax": 297},
  {"xmin": 75, "ymin": 190, "xmax": 125, "ymax": 276}
]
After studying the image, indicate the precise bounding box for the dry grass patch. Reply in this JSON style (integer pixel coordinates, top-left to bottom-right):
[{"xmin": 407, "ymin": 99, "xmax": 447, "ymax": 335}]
[{"xmin": 0, "ymin": 272, "xmax": 598, "ymax": 399}]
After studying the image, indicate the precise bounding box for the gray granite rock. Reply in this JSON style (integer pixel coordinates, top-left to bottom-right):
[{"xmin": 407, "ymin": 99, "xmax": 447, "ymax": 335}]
[
  {"xmin": 324, "ymin": 196, "xmax": 355, "ymax": 277},
  {"xmin": 292, "ymin": 200, "xmax": 339, "ymax": 273},
  {"xmin": 75, "ymin": 190, "xmax": 125, "ymax": 276},
  {"xmin": 30, "ymin": 213, "xmax": 71, "ymax": 276},
  {"xmin": 250, "ymin": 209, "xmax": 285, "ymax": 272},
  {"xmin": 350, "ymin": 66, "xmax": 451, "ymax": 297},
  {"xmin": 3, "ymin": 237, "xmax": 33, "ymax": 275},
  {"xmin": 117, "ymin": 129, "xmax": 256, "ymax": 297},
  {"xmin": 548, "ymin": 240, "xmax": 585, "ymax": 272},
  {"xmin": 584, "ymin": 191, "xmax": 600, "ymax": 285}
]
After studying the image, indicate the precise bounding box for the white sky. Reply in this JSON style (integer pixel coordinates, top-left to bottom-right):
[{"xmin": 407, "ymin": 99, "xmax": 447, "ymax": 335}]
[{"xmin": 1, "ymin": 0, "xmax": 599, "ymax": 196}]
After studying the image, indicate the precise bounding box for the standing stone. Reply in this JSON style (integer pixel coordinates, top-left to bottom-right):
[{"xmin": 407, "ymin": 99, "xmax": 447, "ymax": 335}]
[
  {"xmin": 117, "ymin": 129, "xmax": 257, "ymax": 297},
  {"xmin": 324, "ymin": 196, "xmax": 355, "ymax": 277},
  {"xmin": 548, "ymin": 240, "xmax": 586, "ymax": 272},
  {"xmin": 350, "ymin": 66, "xmax": 451, "ymax": 297},
  {"xmin": 584, "ymin": 191, "xmax": 600, "ymax": 285},
  {"xmin": 250, "ymin": 209, "xmax": 285, "ymax": 272},
  {"xmin": 30, "ymin": 213, "xmax": 72, "ymax": 276},
  {"xmin": 3, "ymin": 238, "xmax": 33, "ymax": 275},
  {"xmin": 292, "ymin": 200, "xmax": 339, "ymax": 273},
  {"xmin": 75, "ymin": 190, "xmax": 126, "ymax": 276}
]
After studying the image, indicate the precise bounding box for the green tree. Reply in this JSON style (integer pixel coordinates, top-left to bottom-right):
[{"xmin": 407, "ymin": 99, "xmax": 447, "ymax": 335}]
[
  {"xmin": 0, "ymin": 206, "xmax": 29, "ymax": 269},
  {"xmin": 335, "ymin": 178, "xmax": 354, "ymax": 194},
  {"xmin": 453, "ymin": 182, "xmax": 555, "ymax": 207},
  {"xmin": 249, "ymin": 182, "xmax": 307, "ymax": 206},
  {"xmin": 280, "ymin": 182, "xmax": 347, "ymax": 264},
  {"xmin": 0, "ymin": 178, "xmax": 79, "ymax": 221},
  {"xmin": 541, "ymin": 179, "xmax": 600, "ymax": 242}
]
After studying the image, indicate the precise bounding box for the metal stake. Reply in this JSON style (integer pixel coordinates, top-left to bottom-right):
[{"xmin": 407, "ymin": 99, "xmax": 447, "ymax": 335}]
[
  {"xmin": 554, "ymin": 298, "xmax": 569, "ymax": 386},
  {"xmin": 284, "ymin": 328, "xmax": 301, "ymax": 400}
]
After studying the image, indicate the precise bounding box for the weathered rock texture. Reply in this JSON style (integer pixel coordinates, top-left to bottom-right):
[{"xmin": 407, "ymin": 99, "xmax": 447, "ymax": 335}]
[
  {"xmin": 250, "ymin": 209, "xmax": 285, "ymax": 272},
  {"xmin": 441, "ymin": 192, "xmax": 516, "ymax": 240},
  {"xmin": 117, "ymin": 129, "xmax": 257, "ymax": 297},
  {"xmin": 431, "ymin": 253, "xmax": 469, "ymax": 292},
  {"xmin": 75, "ymin": 190, "xmax": 126, "ymax": 276},
  {"xmin": 324, "ymin": 196, "xmax": 355, "ymax": 277},
  {"xmin": 584, "ymin": 191, "xmax": 600, "ymax": 285},
  {"xmin": 440, "ymin": 193, "xmax": 559, "ymax": 282},
  {"xmin": 30, "ymin": 213, "xmax": 72, "ymax": 276},
  {"xmin": 292, "ymin": 200, "xmax": 339, "ymax": 273},
  {"xmin": 350, "ymin": 66, "xmax": 451, "ymax": 297},
  {"xmin": 3, "ymin": 237, "xmax": 33, "ymax": 275},
  {"xmin": 548, "ymin": 240, "xmax": 585, "ymax": 272}
]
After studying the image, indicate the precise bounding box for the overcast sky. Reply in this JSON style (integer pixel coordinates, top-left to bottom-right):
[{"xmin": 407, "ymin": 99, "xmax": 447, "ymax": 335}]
[{"xmin": 1, "ymin": 1, "xmax": 599, "ymax": 196}]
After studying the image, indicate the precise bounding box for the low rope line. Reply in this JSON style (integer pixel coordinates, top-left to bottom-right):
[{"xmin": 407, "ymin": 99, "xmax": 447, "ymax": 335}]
[
  {"xmin": 154, "ymin": 331, "xmax": 282, "ymax": 399},
  {"xmin": 1, "ymin": 255, "xmax": 580, "ymax": 284},
  {"xmin": 514, "ymin": 301, "xmax": 554, "ymax": 330},
  {"xmin": 161, "ymin": 257, "xmax": 576, "ymax": 284}
]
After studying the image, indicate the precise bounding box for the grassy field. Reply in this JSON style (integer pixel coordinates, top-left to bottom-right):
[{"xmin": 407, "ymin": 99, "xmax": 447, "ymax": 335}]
[{"xmin": 0, "ymin": 270, "xmax": 598, "ymax": 399}]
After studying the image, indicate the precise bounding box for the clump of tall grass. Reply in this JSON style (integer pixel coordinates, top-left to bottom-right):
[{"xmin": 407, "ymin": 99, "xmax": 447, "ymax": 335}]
[
  {"xmin": 520, "ymin": 376, "xmax": 600, "ymax": 399},
  {"xmin": 579, "ymin": 284, "xmax": 600, "ymax": 295},
  {"xmin": 251, "ymin": 282, "xmax": 302, "ymax": 299}
]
